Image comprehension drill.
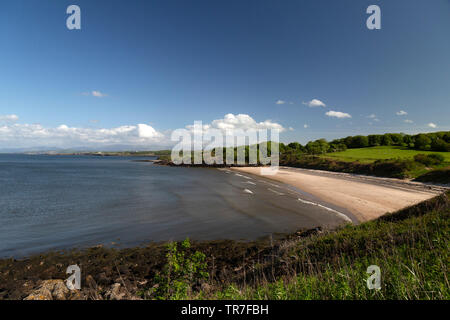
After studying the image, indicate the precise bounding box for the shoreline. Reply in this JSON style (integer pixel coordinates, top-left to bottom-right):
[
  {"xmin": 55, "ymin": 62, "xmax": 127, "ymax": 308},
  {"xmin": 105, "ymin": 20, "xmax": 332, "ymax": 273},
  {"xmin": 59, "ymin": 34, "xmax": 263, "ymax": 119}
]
[
  {"xmin": 231, "ymin": 166, "xmax": 444, "ymax": 222},
  {"xmin": 219, "ymin": 167, "xmax": 358, "ymax": 224},
  {"xmin": 1, "ymin": 192, "xmax": 447, "ymax": 300}
]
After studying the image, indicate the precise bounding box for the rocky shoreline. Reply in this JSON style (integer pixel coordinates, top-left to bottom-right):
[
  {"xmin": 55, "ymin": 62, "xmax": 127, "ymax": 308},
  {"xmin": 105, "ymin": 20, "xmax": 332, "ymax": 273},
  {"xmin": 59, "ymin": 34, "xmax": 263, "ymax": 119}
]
[{"xmin": 0, "ymin": 228, "xmax": 322, "ymax": 300}]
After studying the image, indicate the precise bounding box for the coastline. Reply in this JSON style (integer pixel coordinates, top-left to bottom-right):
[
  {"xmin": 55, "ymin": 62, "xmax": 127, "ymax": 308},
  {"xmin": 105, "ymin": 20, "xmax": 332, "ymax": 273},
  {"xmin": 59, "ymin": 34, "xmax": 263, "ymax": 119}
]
[
  {"xmin": 1, "ymin": 192, "xmax": 447, "ymax": 300},
  {"xmin": 231, "ymin": 166, "xmax": 444, "ymax": 222}
]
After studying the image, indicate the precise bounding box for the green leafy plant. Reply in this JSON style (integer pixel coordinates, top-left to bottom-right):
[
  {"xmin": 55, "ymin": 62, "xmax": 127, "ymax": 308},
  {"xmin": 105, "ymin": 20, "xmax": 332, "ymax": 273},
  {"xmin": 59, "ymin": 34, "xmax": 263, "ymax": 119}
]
[{"xmin": 151, "ymin": 238, "xmax": 208, "ymax": 299}]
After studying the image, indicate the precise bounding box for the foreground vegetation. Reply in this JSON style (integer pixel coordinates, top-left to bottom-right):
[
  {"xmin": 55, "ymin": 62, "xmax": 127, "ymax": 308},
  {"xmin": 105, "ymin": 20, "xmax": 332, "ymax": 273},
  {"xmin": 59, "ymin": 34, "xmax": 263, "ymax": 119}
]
[{"xmin": 2, "ymin": 192, "xmax": 448, "ymax": 300}]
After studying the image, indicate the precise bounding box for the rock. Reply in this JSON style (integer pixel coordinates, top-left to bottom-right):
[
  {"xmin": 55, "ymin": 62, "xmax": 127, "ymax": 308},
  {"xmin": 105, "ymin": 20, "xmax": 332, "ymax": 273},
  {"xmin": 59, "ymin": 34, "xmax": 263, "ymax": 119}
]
[
  {"xmin": 53, "ymin": 281, "xmax": 70, "ymax": 300},
  {"xmin": 104, "ymin": 282, "xmax": 142, "ymax": 300},
  {"xmin": 24, "ymin": 280, "xmax": 69, "ymax": 300},
  {"xmin": 85, "ymin": 274, "xmax": 103, "ymax": 300},
  {"xmin": 296, "ymin": 226, "xmax": 323, "ymax": 238},
  {"xmin": 86, "ymin": 275, "xmax": 97, "ymax": 289},
  {"xmin": 97, "ymin": 272, "xmax": 110, "ymax": 285},
  {"xmin": 105, "ymin": 283, "xmax": 126, "ymax": 300}
]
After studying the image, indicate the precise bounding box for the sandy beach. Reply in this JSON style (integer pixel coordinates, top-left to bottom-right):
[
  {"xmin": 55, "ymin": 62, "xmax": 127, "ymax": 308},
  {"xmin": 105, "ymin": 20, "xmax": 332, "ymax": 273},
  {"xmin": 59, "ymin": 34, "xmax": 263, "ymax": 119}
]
[{"xmin": 231, "ymin": 166, "xmax": 445, "ymax": 222}]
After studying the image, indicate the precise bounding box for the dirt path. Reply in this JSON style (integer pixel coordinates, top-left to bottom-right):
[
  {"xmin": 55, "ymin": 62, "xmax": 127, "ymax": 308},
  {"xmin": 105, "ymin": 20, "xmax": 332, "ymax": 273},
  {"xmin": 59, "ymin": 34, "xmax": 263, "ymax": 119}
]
[{"xmin": 231, "ymin": 167, "xmax": 446, "ymax": 222}]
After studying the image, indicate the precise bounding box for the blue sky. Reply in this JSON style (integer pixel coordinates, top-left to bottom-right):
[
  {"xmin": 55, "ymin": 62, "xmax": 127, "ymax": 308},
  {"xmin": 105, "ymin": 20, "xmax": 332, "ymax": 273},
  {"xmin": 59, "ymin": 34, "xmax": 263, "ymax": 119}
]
[{"xmin": 0, "ymin": 0, "xmax": 449, "ymax": 149}]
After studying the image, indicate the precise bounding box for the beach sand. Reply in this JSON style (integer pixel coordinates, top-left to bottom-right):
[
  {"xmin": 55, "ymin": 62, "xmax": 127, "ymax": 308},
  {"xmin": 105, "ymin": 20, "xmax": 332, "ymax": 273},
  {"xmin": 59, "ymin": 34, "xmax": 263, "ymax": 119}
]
[{"xmin": 231, "ymin": 166, "xmax": 443, "ymax": 222}]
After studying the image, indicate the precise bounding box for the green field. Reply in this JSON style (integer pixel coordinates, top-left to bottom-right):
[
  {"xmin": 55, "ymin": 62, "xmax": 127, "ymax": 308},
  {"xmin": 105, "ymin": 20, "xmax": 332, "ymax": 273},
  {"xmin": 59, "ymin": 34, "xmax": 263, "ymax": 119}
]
[{"xmin": 321, "ymin": 146, "xmax": 450, "ymax": 164}]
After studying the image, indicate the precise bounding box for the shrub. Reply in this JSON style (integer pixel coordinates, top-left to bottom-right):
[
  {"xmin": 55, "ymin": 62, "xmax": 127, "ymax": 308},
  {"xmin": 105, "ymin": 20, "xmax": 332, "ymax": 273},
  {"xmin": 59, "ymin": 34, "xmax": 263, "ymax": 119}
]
[
  {"xmin": 414, "ymin": 154, "xmax": 445, "ymax": 166},
  {"xmin": 151, "ymin": 238, "xmax": 208, "ymax": 299},
  {"xmin": 415, "ymin": 167, "xmax": 450, "ymax": 184},
  {"xmin": 371, "ymin": 159, "xmax": 419, "ymax": 179},
  {"xmin": 428, "ymin": 153, "xmax": 445, "ymax": 164}
]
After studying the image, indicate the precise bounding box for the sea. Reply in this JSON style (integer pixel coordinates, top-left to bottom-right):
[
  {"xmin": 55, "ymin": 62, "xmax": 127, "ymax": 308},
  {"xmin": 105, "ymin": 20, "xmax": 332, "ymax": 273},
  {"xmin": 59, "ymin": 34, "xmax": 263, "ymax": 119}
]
[{"xmin": 0, "ymin": 154, "xmax": 348, "ymax": 257}]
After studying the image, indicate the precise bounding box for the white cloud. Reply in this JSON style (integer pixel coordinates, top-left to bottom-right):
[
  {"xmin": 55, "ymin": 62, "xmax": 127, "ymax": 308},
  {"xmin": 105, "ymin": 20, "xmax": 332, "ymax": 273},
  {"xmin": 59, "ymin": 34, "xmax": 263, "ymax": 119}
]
[
  {"xmin": 428, "ymin": 122, "xmax": 437, "ymax": 128},
  {"xmin": 325, "ymin": 110, "xmax": 352, "ymax": 119},
  {"xmin": 303, "ymin": 124, "xmax": 309, "ymax": 128},
  {"xmin": 0, "ymin": 122, "xmax": 164, "ymax": 149},
  {"xmin": 137, "ymin": 124, "xmax": 160, "ymax": 138},
  {"xmin": 288, "ymin": 127, "xmax": 294, "ymax": 131},
  {"xmin": 396, "ymin": 110, "xmax": 407, "ymax": 116},
  {"xmin": 188, "ymin": 113, "xmax": 285, "ymax": 133},
  {"xmin": 404, "ymin": 119, "xmax": 413, "ymax": 123},
  {"xmin": 181, "ymin": 113, "xmax": 285, "ymax": 148},
  {"xmin": 83, "ymin": 91, "xmax": 108, "ymax": 98},
  {"xmin": 303, "ymin": 99, "xmax": 326, "ymax": 108},
  {"xmin": 367, "ymin": 114, "xmax": 380, "ymax": 121},
  {"xmin": 275, "ymin": 100, "xmax": 286, "ymax": 105},
  {"xmin": 0, "ymin": 114, "xmax": 19, "ymax": 122},
  {"xmin": 92, "ymin": 91, "xmax": 107, "ymax": 98},
  {"xmin": 0, "ymin": 113, "xmax": 285, "ymax": 150}
]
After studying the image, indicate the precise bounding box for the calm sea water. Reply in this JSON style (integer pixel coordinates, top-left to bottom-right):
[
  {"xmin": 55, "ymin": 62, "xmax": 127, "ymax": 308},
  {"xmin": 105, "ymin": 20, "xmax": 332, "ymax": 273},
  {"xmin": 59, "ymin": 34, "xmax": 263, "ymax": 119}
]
[{"xmin": 0, "ymin": 154, "xmax": 348, "ymax": 257}]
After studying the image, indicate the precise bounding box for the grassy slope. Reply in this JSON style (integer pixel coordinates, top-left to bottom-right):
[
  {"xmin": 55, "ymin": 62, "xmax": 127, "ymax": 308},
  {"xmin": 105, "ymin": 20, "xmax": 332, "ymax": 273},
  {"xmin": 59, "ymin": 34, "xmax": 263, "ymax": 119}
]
[
  {"xmin": 321, "ymin": 146, "xmax": 450, "ymax": 164},
  {"xmin": 207, "ymin": 192, "xmax": 450, "ymax": 300}
]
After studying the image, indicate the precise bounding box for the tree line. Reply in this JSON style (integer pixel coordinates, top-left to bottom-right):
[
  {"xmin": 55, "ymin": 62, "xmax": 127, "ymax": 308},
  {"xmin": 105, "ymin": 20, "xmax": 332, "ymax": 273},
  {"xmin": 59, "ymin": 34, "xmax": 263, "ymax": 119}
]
[{"xmin": 280, "ymin": 131, "xmax": 450, "ymax": 156}]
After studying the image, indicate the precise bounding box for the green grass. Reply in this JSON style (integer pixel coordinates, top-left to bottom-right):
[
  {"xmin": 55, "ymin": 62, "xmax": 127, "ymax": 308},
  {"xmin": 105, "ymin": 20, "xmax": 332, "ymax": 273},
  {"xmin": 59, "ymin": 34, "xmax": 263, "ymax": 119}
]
[{"xmin": 321, "ymin": 146, "xmax": 450, "ymax": 164}]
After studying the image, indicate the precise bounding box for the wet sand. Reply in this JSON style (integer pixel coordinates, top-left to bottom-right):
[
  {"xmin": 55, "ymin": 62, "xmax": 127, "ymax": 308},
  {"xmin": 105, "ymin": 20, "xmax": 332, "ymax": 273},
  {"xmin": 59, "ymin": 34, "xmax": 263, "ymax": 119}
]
[{"xmin": 231, "ymin": 166, "xmax": 445, "ymax": 222}]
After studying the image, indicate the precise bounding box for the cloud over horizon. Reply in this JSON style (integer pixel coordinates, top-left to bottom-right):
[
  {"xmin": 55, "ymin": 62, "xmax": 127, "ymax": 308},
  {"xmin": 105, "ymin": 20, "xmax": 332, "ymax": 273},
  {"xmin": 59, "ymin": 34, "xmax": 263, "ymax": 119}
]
[
  {"xmin": 0, "ymin": 122, "xmax": 165, "ymax": 149},
  {"xmin": 0, "ymin": 113, "xmax": 284, "ymax": 150},
  {"xmin": 0, "ymin": 114, "xmax": 19, "ymax": 122}
]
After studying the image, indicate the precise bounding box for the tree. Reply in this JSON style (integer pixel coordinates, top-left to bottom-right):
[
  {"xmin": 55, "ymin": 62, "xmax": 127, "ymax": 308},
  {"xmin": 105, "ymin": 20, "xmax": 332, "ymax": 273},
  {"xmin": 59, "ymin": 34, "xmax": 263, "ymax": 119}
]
[
  {"xmin": 382, "ymin": 134, "xmax": 393, "ymax": 146},
  {"xmin": 431, "ymin": 139, "xmax": 450, "ymax": 152},
  {"xmin": 414, "ymin": 134, "xmax": 432, "ymax": 150},
  {"xmin": 288, "ymin": 142, "xmax": 303, "ymax": 151},
  {"xmin": 350, "ymin": 135, "xmax": 369, "ymax": 148},
  {"xmin": 390, "ymin": 133, "xmax": 404, "ymax": 145},
  {"xmin": 306, "ymin": 139, "xmax": 329, "ymax": 155},
  {"xmin": 343, "ymin": 136, "xmax": 353, "ymax": 148},
  {"xmin": 368, "ymin": 135, "xmax": 382, "ymax": 146}
]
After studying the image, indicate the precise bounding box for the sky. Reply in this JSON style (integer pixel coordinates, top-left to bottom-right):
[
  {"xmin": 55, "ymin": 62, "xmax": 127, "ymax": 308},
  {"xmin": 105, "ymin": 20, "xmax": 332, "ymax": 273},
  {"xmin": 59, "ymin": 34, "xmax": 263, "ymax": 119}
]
[{"xmin": 0, "ymin": 0, "xmax": 449, "ymax": 150}]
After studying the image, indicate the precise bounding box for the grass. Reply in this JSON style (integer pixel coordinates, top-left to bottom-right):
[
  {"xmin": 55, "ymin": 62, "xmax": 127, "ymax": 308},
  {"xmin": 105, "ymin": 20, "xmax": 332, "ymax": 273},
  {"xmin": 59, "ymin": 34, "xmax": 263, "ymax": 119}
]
[{"xmin": 321, "ymin": 146, "xmax": 450, "ymax": 164}]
